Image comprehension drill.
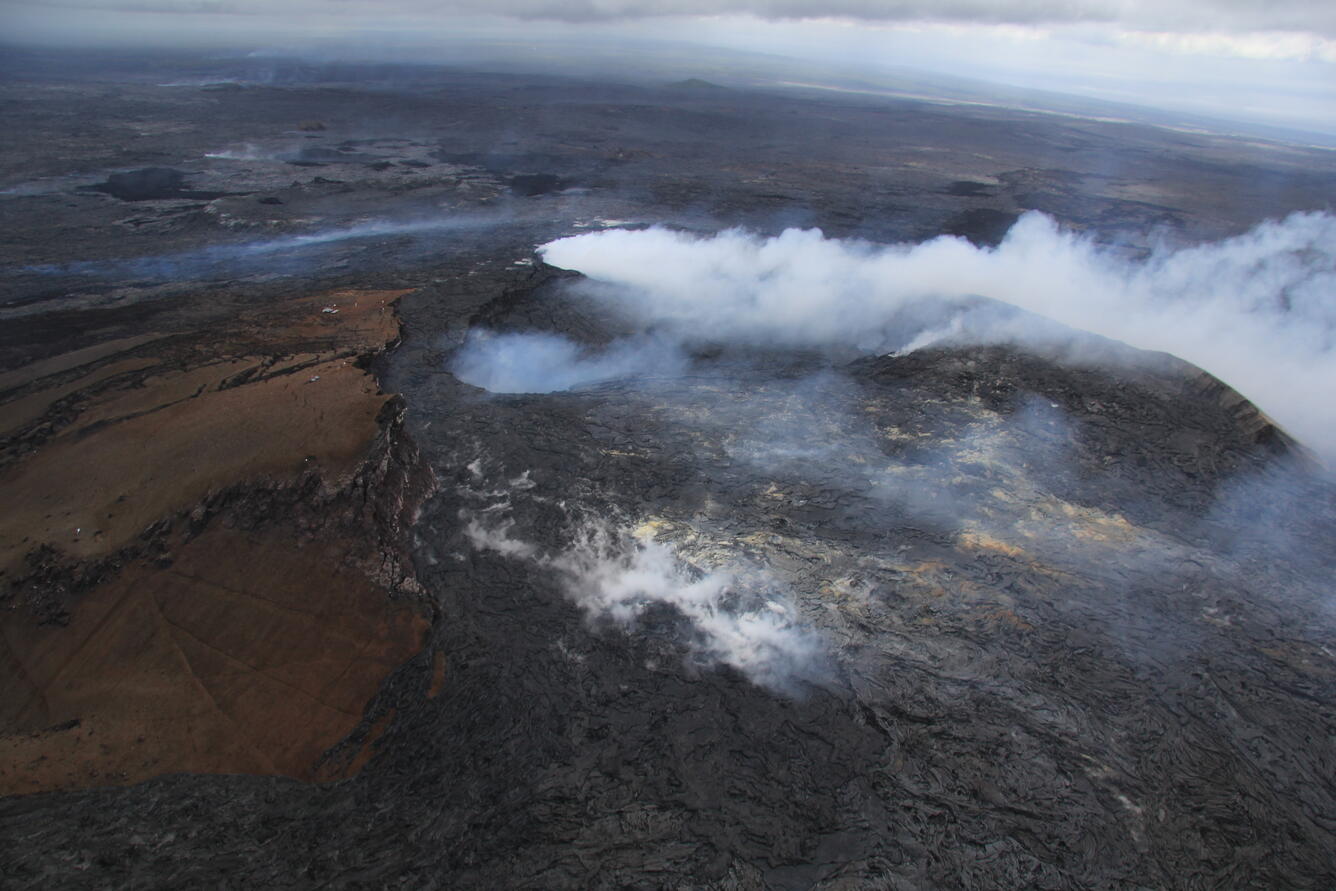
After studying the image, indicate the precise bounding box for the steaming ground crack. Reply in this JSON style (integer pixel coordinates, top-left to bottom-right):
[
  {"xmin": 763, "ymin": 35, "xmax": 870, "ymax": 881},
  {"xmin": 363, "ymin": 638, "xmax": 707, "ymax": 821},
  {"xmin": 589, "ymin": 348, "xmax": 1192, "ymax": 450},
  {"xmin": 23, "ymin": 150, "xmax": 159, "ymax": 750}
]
[{"xmin": 464, "ymin": 513, "xmax": 825, "ymax": 693}]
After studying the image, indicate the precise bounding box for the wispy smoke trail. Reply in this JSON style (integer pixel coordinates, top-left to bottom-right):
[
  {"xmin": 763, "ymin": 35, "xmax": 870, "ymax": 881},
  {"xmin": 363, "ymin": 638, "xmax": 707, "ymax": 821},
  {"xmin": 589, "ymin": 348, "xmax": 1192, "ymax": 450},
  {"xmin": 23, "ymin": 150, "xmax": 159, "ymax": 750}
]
[
  {"xmin": 236, "ymin": 218, "xmax": 481, "ymax": 253},
  {"xmin": 538, "ymin": 211, "xmax": 1336, "ymax": 460},
  {"xmin": 204, "ymin": 143, "xmax": 275, "ymax": 160},
  {"xmin": 23, "ymin": 215, "xmax": 501, "ymax": 282}
]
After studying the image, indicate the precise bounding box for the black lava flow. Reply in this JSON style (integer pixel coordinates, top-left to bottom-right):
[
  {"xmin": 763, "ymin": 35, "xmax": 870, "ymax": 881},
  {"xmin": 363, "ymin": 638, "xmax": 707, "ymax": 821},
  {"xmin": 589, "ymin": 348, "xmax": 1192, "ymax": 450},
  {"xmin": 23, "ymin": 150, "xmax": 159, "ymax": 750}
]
[{"xmin": 3, "ymin": 51, "xmax": 1336, "ymax": 890}]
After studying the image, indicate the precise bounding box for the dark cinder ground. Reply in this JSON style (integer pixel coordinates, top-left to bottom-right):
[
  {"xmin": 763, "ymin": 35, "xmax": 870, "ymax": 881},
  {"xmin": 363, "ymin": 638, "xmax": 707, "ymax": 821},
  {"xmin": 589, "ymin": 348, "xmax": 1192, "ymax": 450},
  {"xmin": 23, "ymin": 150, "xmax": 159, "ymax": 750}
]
[{"xmin": 2, "ymin": 46, "xmax": 1335, "ymax": 889}]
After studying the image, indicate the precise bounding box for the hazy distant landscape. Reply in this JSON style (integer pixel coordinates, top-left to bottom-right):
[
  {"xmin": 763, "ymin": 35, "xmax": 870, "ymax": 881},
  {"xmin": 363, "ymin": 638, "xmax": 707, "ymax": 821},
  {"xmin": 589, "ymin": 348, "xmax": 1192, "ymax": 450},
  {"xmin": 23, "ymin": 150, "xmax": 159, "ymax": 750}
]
[{"xmin": 2, "ymin": 12, "xmax": 1335, "ymax": 888}]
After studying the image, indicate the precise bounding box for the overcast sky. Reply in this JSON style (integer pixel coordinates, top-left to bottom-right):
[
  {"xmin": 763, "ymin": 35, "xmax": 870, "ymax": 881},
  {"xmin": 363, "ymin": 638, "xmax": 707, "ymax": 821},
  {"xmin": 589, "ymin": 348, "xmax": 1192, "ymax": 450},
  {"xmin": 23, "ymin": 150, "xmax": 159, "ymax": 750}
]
[
  {"xmin": 6, "ymin": 1, "xmax": 1336, "ymax": 33},
  {"xmin": 4, "ymin": 0, "xmax": 1334, "ymax": 136}
]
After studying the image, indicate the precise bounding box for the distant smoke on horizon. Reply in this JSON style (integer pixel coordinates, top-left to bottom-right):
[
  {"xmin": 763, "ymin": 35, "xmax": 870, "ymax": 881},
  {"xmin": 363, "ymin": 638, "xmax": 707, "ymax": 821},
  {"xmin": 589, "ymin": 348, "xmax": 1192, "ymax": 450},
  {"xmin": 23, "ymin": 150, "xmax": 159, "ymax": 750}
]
[{"xmin": 19, "ymin": 214, "xmax": 504, "ymax": 287}]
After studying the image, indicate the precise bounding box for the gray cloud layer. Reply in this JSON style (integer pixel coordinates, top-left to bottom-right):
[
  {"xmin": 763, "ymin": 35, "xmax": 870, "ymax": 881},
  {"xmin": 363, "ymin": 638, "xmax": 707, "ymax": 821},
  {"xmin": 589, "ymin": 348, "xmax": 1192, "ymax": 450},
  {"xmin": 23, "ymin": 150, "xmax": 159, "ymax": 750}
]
[{"xmin": 9, "ymin": 0, "xmax": 1336, "ymax": 34}]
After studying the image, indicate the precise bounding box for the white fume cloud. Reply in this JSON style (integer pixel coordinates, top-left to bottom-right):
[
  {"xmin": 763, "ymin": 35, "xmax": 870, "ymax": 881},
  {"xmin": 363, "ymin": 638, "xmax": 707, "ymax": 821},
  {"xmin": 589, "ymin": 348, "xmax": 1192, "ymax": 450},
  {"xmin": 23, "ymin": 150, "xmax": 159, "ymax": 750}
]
[
  {"xmin": 465, "ymin": 516, "xmax": 825, "ymax": 692},
  {"xmin": 539, "ymin": 212, "xmax": 1336, "ymax": 461}
]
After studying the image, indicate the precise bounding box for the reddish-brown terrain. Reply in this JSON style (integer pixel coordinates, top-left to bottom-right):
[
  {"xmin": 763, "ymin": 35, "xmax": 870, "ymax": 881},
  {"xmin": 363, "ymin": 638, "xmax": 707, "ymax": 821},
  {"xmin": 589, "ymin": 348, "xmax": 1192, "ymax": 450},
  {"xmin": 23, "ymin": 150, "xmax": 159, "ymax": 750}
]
[{"xmin": 0, "ymin": 287, "xmax": 434, "ymax": 795}]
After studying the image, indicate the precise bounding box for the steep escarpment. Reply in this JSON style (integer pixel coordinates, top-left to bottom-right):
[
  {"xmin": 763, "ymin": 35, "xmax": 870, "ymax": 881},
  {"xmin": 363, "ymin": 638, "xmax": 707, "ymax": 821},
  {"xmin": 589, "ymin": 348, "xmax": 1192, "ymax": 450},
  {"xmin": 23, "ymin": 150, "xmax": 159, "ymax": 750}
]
[{"xmin": 0, "ymin": 288, "xmax": 435, "ymax": 795}]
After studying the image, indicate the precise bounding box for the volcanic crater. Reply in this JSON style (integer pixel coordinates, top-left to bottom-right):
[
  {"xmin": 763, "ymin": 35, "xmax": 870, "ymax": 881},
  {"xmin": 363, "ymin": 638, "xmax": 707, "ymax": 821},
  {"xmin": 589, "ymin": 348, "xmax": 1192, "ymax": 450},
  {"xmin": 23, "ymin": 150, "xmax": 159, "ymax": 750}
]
[{"xmin": 1, "ymin": 46, "xmax": 1335, "ymax": 890}]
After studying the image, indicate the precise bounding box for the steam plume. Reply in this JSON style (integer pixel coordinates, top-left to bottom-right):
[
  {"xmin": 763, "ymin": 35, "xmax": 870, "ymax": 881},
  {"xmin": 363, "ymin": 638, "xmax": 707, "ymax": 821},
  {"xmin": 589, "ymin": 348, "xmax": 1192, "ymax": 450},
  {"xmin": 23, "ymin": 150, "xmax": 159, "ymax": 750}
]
[
  {"xmin": 465, "ymin": 516, "xmax": 824, "ymax": 692},
  {"xmin": 539, "ymin": 211, "xmax": 1336, "ymax": 460},
  {"xmin": 451, "ymin": 331, "xmax": 687, "ymax": 393}
]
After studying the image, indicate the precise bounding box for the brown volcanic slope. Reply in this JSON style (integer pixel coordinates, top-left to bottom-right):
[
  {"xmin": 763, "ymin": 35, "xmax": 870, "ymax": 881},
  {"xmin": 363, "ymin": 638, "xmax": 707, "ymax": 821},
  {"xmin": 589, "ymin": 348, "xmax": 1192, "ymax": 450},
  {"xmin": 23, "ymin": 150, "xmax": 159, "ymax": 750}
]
[{"xmin": 0, "ymin": 289, "xmax": 433, "ymax": 796}]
